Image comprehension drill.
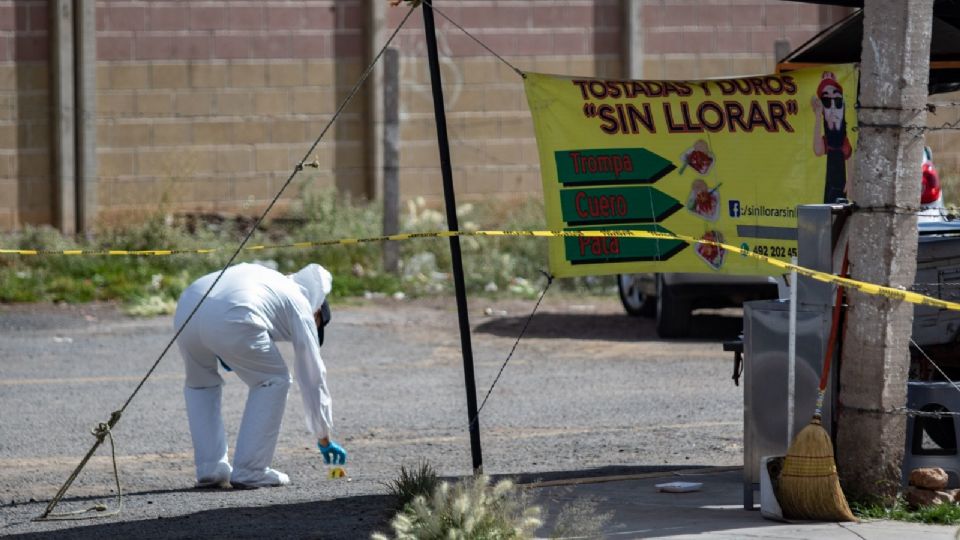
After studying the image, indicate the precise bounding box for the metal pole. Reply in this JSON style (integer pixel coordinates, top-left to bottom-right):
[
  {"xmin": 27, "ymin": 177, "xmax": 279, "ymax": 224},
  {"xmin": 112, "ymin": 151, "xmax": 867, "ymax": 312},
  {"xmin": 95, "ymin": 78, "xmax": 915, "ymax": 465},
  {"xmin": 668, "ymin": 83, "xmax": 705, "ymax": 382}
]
[
  {"xmin": 787, "ymin": 257, "xmax": 798, "ymax": 445},
  {"xmin": 422, "ymin": 2, "xmax": 483, "ymax": 473}
]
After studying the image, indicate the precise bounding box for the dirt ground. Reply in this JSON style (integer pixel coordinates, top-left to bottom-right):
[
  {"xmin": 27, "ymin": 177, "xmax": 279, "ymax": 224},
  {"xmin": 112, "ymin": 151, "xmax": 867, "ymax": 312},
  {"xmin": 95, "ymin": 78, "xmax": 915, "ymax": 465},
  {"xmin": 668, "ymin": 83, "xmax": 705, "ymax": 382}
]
[{"xmin": 0, "ymin": 294, "xmax": 745, "ymax": 538}]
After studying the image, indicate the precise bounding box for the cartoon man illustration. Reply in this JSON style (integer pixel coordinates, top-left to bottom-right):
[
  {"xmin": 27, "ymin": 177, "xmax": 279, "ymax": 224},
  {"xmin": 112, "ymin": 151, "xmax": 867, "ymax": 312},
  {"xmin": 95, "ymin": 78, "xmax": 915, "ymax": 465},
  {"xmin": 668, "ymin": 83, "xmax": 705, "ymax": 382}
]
[{"xmin": 811, "ymin": 71, "xmax": 852, "ymax": 203}]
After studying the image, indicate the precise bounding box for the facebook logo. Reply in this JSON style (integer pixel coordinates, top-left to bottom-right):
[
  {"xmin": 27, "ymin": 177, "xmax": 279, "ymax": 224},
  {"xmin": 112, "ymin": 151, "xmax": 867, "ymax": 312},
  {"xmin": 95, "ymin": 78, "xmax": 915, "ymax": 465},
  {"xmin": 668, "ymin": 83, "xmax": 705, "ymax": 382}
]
[{"xmin": 729, "ymin": 200, "xmax": 741, "ymax": 218}]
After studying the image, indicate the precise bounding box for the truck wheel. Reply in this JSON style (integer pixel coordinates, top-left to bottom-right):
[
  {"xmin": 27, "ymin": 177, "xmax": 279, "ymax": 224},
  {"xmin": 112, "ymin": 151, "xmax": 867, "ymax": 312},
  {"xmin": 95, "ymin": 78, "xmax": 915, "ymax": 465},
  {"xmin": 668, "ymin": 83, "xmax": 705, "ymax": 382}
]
[
  {"xmin": 656, "ymin": 276, "xmax": 691, "ymax": 338},
  {"xmin": 617, "ymin": 274, "xmax": 655, "ymax": 317}
]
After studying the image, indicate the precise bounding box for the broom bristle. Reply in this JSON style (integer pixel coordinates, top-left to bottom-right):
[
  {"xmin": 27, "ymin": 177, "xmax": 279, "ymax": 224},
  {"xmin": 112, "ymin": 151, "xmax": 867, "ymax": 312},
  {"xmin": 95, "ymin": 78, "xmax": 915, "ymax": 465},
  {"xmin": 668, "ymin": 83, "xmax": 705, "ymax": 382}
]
[{"xmin": 776, "ymin": 417, "xmax": 857, "ymax": 522}]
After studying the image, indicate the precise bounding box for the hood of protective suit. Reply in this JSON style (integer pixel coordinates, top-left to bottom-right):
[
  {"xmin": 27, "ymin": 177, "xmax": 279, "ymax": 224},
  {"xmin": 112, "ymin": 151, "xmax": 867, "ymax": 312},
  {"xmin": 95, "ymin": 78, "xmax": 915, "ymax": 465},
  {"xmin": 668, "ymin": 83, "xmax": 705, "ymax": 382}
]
[{"xmin": 290, "ymin": 264, "xmax": 333, "ymax": 312}]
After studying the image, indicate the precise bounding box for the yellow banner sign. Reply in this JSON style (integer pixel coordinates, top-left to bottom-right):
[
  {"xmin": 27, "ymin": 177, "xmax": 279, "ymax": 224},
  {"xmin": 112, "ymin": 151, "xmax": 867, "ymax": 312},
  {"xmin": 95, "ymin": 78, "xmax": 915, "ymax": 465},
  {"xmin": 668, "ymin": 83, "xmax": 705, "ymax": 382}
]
[{"xmin": 523, "ymin": 64, "xmax": 859, "ymax": 277}]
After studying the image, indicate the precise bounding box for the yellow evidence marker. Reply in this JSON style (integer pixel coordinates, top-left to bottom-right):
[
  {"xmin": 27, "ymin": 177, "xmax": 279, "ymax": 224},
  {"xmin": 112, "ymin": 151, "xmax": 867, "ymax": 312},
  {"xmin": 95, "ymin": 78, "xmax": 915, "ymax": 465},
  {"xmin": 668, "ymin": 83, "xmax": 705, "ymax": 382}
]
[{"xmin": 328, "ymin": 466, "xmax": 346, "ymax": 479}]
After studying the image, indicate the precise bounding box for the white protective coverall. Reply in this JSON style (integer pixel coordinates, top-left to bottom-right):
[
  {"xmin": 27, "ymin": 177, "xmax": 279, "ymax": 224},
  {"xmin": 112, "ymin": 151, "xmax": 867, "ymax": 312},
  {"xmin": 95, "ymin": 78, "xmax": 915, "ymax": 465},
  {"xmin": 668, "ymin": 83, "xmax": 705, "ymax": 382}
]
[{"xmin": 174, "ymin": 262, "xmax": 333, "ymax": 487}]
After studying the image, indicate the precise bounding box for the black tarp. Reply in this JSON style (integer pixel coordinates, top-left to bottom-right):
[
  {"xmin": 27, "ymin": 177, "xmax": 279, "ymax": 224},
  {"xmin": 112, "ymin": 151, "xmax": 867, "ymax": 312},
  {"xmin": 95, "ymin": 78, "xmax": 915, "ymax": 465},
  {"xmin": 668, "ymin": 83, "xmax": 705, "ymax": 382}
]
[
  {"xmin": 780, "ymin": 2, "xmax": 960, "ymax": 94},
  {"xmin": 785, "ymin": 0, "xmax": 960, "ymax": 14}
]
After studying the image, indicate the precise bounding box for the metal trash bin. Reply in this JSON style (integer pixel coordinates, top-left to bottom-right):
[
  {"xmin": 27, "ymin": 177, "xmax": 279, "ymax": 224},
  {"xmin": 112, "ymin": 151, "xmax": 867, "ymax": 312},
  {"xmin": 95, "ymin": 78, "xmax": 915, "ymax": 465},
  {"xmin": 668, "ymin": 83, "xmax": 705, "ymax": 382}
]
[
  {"xmin": 742, "ymin": 301, "xmax": 836, "ymax": 509},
  {"xmin": 741, "ymin": 204, "xmax": 849, "ymax": 509}
]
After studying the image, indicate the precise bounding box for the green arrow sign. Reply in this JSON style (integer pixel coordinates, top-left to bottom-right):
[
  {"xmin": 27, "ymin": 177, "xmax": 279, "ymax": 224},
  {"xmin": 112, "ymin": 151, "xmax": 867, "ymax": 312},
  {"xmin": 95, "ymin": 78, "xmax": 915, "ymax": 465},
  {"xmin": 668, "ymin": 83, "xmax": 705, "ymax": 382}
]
[
  {"xmin": 554, "ymin": 147, "xmax": 676, "ymax": 186},
  {"xmin": 559, "ymin": 186, "xmax": 681, "ymax": 226},
  {"xmin": 564, "ymin": 224, "xmax": 688, "ymax": 265},
  {"xmin": 563, "ymin": 224, "xmax": 688, "ymax": 264}
]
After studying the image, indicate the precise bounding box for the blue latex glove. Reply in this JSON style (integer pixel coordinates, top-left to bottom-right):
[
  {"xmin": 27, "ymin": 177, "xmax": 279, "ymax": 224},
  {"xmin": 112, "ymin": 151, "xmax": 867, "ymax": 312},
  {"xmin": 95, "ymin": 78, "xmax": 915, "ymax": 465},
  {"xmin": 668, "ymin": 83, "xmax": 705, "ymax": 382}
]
[{"xmin": 318, "ymin": 440, "xmax": 347, "ymax": 465}]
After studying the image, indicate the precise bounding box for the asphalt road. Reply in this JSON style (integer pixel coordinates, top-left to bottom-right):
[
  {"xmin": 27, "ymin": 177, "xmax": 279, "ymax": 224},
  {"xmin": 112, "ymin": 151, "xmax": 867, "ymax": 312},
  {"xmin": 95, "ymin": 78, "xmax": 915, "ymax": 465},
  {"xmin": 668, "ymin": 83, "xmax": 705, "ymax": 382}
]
[{"xmin": 0, "ymin": 295, "xmax": 745, "ymax": 538}]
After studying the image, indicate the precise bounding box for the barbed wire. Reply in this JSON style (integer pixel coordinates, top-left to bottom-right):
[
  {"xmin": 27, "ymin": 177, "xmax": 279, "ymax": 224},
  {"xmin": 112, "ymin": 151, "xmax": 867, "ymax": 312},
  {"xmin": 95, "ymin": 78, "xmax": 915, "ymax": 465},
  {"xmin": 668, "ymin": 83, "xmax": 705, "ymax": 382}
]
[
  {"xmin": 906, "ymin": 339, "xmax": 960, "ymax": 420},
  {"xmin": 847, "ymin": 101, "xmax": 960, "ymax": 134},
  {"xmin": 892, "ymin": 407, "xmax": 960, "ymax": 418},
  {"xmin": 912, "ymin": 283, "xmax": 960, "ymax": 289},
  {"xmin": 849, "ymin": 205, "xmax": 957, "ymax": 216},
  {"xmin": 925, "ymin": 102, "xmax": 960, "ymax": 111},
  {"xmin": 843, "ymin": 341, "xmax": 960, "ymax": 420},
  {"xmin": 855, "ymin": 102, "xmax": 960, "ymax": 113},
  {"xmin": 855, "ymin": 118, "xmax": 960, "ymax": 133}
]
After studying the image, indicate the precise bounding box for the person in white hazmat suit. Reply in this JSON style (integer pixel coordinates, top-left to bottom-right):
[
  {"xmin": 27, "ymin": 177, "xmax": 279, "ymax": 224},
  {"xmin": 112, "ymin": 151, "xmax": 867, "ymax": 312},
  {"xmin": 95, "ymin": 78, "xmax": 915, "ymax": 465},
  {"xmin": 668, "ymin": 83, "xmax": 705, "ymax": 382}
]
[{"xmin": 174, "ymin": 262, "xmax": 347, "ymax": 489}]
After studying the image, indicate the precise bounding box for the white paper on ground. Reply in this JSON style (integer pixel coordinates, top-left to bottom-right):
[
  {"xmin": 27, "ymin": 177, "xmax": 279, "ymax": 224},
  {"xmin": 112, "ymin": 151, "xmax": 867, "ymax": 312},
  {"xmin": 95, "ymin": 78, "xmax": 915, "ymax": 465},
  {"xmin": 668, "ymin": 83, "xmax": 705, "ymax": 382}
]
[{"xmin": 655, "ymin": 481, "xmax": 703, "ymax": 493}]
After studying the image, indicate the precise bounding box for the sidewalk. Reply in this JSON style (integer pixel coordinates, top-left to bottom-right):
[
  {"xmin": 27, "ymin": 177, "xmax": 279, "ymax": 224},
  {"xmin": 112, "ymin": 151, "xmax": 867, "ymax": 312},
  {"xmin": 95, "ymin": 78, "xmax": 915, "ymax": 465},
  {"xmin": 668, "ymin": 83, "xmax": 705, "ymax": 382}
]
[{"xmin": 529, "ymin": 468, "xmax": 958, "ymax": 539}]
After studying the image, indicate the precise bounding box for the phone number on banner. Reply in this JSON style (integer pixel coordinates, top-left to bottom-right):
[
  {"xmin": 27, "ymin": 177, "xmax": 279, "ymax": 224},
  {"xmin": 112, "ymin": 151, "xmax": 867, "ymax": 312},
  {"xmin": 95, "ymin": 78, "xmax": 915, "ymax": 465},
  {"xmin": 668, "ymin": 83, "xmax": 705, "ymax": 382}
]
[{"xmin": 748, "ymin": 244, "xmax": 798, "ymax": 259}]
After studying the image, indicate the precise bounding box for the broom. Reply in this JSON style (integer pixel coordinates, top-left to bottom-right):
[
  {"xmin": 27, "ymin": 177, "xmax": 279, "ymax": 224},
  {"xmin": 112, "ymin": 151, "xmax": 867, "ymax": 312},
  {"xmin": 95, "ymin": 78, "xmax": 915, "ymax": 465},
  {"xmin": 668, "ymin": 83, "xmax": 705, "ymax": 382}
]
[{"xmin": 777, "ymin": 251, "xmax": 857, "ymax": 522}]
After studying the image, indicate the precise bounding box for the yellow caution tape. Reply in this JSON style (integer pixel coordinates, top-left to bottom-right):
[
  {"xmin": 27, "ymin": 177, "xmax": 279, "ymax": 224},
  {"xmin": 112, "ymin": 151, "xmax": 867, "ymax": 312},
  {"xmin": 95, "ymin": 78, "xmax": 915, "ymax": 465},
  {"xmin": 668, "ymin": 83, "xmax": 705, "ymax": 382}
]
[{"xmin": 2, "ymin": 229, "xmax": 959, "ymax": 312}]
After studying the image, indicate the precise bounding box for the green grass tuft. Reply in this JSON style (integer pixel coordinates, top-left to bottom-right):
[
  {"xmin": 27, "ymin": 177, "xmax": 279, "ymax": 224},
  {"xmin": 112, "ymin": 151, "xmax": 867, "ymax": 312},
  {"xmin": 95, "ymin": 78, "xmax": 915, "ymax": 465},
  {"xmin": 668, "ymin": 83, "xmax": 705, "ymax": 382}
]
[
  {"xmin": 853, "ymin": 498, "xmax": 960, "ymax": 525},
  {"xmin": 0, "ymin": 190, "xmax": 615, "ymax": 312},
  {"xmin": 383, "ymin": 460, "xmax": 441, "ymax": 511}
]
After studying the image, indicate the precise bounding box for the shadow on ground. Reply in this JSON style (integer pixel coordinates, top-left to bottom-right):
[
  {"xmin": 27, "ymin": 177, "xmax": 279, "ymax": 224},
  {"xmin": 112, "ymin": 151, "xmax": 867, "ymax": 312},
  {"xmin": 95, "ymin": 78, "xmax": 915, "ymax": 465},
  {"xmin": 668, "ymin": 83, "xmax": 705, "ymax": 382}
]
[
  {"xmin": 9, "ymin": 466, "xmax": 740, "ymax": 539},
  {"xmin": 475, "ymin": 312, "xmax": 744, "ymax": 342},
  {"xmin": 8, "ymin": 494, "xmax": 394, "ymax": 540},
  {"xmin": 497, "ymin": 463, "xmax": 719, "ymax": 485}
]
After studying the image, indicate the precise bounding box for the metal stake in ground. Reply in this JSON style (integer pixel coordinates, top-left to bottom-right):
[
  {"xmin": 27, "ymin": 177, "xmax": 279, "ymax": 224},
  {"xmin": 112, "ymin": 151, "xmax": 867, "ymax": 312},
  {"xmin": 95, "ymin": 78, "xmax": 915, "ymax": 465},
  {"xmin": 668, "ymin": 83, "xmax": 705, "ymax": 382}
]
[{"xmin": 422, "ymin": 1, "xmax": 483, "ymax": 473}]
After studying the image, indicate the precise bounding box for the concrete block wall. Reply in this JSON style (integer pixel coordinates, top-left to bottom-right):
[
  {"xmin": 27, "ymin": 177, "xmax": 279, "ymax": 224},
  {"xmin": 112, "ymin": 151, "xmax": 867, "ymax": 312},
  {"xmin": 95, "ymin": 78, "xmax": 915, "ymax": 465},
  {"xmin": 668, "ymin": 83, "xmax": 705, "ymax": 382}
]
[
  {"xmin": 387, "ymin": 0, "xmax": 623, "ymax": 207},
  {"xmin": 642, "ymin": 0, "xmax": 851, "ymax": 79},
  {"xmin": 0, "ymin": 0, "xmax": 853, "ymax": 231},
  {"xmin": 0, "ymin": 0, "xmax": 51, "ymax": 230},
  {"xmin": 388, "ymin": 0, "xmax": 844, "ymax": 209},
  {"xmin": 93, "ymin": 0, "xmax": 365, "ymax": 224}
]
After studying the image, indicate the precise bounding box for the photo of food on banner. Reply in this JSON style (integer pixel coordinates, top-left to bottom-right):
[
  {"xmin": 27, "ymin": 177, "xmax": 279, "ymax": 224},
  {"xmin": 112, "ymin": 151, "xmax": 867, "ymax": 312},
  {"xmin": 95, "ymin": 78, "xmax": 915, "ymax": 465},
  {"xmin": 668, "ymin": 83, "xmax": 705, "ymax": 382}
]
[
  {"xmin": 679, "ymin": 140, "xmax": 721, "ymax": 223},
  {"xmin": 679, "ymin": 139, "xmax": 715, "ymax": 176},
  {"xmin": 686, "ymin": 179, "xmax": 720, "ymax": 222},
  {"xmin": 695, "ymin": 230, "xmax": 726, "ymax": 270}
]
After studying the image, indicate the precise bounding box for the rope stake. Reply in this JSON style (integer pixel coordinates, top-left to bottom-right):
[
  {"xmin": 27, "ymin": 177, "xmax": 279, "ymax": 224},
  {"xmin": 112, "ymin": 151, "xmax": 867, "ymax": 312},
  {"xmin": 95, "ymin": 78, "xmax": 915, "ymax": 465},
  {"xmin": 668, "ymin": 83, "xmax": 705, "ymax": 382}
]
[{"xmin": 34, "ymin": 411, "xmax": 123, "ymax": 521}]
